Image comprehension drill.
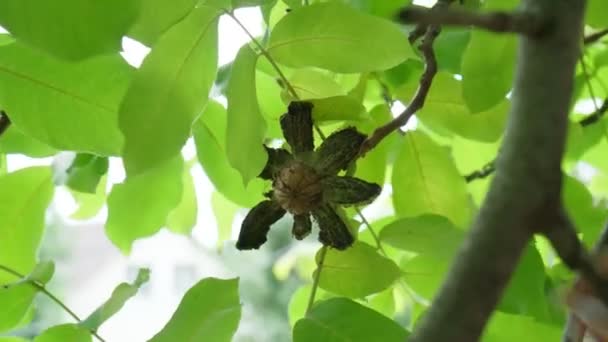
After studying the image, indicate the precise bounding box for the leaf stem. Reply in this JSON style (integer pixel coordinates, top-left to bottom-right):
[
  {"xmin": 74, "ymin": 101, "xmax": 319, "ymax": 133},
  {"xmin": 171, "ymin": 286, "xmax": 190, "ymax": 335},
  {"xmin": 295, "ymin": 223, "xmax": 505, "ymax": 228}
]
[
  {"xmin": 226, "ymin": 12, "xmax": 300, "ymax": 100},
  {"xmin": 0, "ymin": 264, "xmax": 106, "ymax": 342},
  {"xmin": 306, "ymin": 246, "xmax": 327, "ymax": 315}
]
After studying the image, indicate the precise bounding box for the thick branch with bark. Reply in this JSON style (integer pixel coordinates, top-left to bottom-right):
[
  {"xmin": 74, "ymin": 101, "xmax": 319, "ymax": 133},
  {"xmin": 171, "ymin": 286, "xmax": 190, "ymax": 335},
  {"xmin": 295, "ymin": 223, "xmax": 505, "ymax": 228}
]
[
  {"xmin": 398, "ymin": 5, "xmax": 548, "ymax": 36},
  {"xmin": 409, "ymin": 0, "xmax": 586, "ymax": 340}
]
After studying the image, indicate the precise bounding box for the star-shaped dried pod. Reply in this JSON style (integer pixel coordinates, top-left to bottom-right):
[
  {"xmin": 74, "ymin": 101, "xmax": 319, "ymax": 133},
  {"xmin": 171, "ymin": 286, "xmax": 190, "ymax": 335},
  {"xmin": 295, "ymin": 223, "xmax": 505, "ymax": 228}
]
[{"xmin": 236, "ymin": 101, "xmax": 381, "ymax": 251}]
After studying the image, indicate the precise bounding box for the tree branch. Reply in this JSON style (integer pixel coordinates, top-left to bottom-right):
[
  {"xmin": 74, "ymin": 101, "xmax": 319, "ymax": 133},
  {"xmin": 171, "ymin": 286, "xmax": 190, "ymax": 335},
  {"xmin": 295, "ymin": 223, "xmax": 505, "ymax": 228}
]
[
  {"xmin": 584, "ymin": 28, "xmax": 608, "ymax": 46},
  {"xmin": 409, "ymin": 0, "xmax": 585, "ymax": 340},
  {"xmin": 398, "ymin": 5, "xmax": 549, "ymax": 37},
  {"xmin": 360, "ymin": 2, "xmax": 448, "ymax": 156},
  {"xmin": 0, "ymin": 111, "xmax": 10, "ymax": 137}
]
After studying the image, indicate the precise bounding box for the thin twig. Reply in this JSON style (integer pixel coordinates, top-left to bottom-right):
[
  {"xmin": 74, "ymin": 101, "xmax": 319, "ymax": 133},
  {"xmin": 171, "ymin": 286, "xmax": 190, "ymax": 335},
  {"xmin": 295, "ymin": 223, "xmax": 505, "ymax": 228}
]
[
  {"xmin": 0, "ymin": 111, "xmax": 11, "ymax": 137},
  {"xmin": 306, "ymin": 246, "xmax": 327, "ymax": 314},
  {"xmin": 584, "ymin": 28, "xmax": 608, "ymax": 46},
  {"xmin": 360, "ymin": 21, "xmax": 442, "ymax": 156},
  {"xmin": 398, "ymin": 6, "xmax": 548, "ymax": 37},
  {"xmin": 0, "ymin": 264, "xmax": 106, "ymax": 342},
  {"xmin": 226, "ymin": 11, "xmax": 300, "ymax": 101}
]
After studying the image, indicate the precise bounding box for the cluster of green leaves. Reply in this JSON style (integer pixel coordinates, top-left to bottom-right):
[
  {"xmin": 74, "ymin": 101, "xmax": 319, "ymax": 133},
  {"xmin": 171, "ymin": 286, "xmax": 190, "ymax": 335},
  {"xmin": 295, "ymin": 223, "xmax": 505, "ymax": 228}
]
[{"xmin": 1, "ymin": 0, "xmax": 608, "ymax": 341}]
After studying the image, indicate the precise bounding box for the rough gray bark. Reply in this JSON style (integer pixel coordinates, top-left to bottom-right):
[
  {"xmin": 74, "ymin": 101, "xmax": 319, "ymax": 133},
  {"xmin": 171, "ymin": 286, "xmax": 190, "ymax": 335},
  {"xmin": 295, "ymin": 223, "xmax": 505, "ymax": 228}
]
[{"xmin": 408, "ymin": 0, "xmax": 586, "ymax": 340}]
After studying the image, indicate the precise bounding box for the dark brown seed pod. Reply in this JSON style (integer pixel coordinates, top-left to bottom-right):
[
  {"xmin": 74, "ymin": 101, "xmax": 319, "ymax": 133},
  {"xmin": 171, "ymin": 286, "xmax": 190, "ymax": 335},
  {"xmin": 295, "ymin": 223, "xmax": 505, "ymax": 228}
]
[
  {"xmin": 273, "ymin": 160, "xmax": 322, "ymax": 215},
  {"xmin": 280, "ymin": 101, "xmax": 314, "ymax": 155},
  {"xmin": 321, "ymin": 175, "xmax": 382, "ymax": 206},
  {"xmin": 315, "ymin": 127, "xmax": 367, "ymax": 175},
  {"xmin": 259, "ymin": 146, "xmax": 292, "ymax": 180},
  {"xmin": 292, "ymin": 214, "xmax": 312, "ymax": 240},
  {"xmin": 311, "ymin": 204, "xmax": 354, "ymax": 250},
  {"xmin": 236, "ymin": 200, "xmax": 286, "ymax": 250}
]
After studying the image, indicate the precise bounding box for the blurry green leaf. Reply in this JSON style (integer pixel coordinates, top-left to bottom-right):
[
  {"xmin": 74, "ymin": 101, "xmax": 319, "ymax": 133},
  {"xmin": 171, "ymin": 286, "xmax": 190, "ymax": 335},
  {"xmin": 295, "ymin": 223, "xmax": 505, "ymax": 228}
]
[
  {"xmin": 193, "ymin": 101, "xmax": 265, "ymax": 207},
  {"xmin": 451, "ymin": 136, "xmax": 499, "ymax": 206},
  {"xmin": 0, "ymin": 262, "xmax": 55, "ymax": 333},
  {"xmin": 0, "ymin": 337, "xmax": 29, "ymax": 342},
  {"xmin": 106, "ymin": 157, "xmax": 183, "ymax": 254},
  {"xmin": 232, "ymin": 0, "xmax": 275, "ymax": 8},
  {"xmin": 0, "ymin": 167, "xmax": 53, "ymax": 282},
  {"xmin": 128, "ymin": 0, "xmax": 197, "ymax": 46},
  {"xmin": 34, "ymin": 324, "xmax": 91, "ymax": 342},
  {"xmin": 355, "ymin": 105, "xmax": 393, "ymax": 185},
  {"xmin": 288, "ymin": 285, "xmax": 312, "ymax": 327},
  {"xmin": 310, "ymin": 96, "xmax": 366, "ymax": 122},
  {"xmin": 366, "ymin": 287, "xmax": 396, "ymax": 319},
  {"xmin": 483, "ymin": 312, "xmax": 560, "ymax": 341},
  {"xmin": 167, "ymin": 163, "xmax": 198, "ymax": 235},
  {"xmin": 70, "ymin": 176, "xmax": 107, "ymax": 220},
  {"xmin": 402, "ymin": 254, "xmax": 450, "ymax": 300},
  {"xmin": 462, "ymin": 31, "xmax": 516, "ymax": 113},
  {"xmin": 380, "ymin": 214, "xmax": 464, "ymax": 257},
  {"xmin": 226, "ymin": 45, "xmax": 268, "ymax": 185},
  {"xmin": 289, "ymin": 69, "xmax": 345, "ymax": 99},
  {"xmin": 316, "ymin": 242, "xmax": 400, "ymax": 298},
  {"xmin": 434, "ymin": 29, "xmax": 470, "ymax": 74},
  {"xmin": 498, "ymin": 243, "xmax": 548, "ymax": 320},
  {"xmin": 149, "ymin": 278, "xmax": 241, "ymax": 342},
  {"xmin": 349, "ymin": 0, "xmax": 407, "ymax": 18},
  {"xmin": 268, "ymin": 2, "xmax": 414, "ymax": 73},
  {"xmin": 81, "ymin": 269, "xmax": 150, "ymax": 331},
  {"xmin": 293, "ymin": 298, "xmax": 408, "ymax": 342},
  {"xmin": 0, "ymin": 126, "xmax": 57, "ymax": 157},
  {"xmin": 0, "ymin": 42, "xmax": 131, "ymax": 155},
  {"xmin": 211, "ymin": 191, "xmax": 240, "ymax": 248},
  {"xmin": 392, "ymin": 132, "xmax": 471, "ymax": 228},
  {"xmin": 65, "ymin": 154, "xmax": 108, "ymax": 194},
  {"xmin": 120, "ymin": 5, "xmax": 220, "ymax": 176},
  {"xmin": 396, "ymin": 73, "xmax": 508, "ymax": 142},
  {"xmin": 0, "ymin": 0, "xmax": 138, "ymax": 60},
  {"xmin": 562, "ymin": 175, "xmax": 608, "ymax": 248},
  {"xmin": 257, "ymin": 70, "xmax": 285, "ymax": 120},
  {"xmin": 586, "ymin": 0, "xmax": 608, "ymax": 28}
]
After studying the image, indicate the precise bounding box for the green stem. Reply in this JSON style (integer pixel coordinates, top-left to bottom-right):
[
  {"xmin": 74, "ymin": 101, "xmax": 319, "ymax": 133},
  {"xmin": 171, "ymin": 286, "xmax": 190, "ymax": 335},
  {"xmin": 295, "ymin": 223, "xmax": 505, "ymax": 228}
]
[
  {"xmin": 226, "ymin": 12, "xmax": 300, "ymax": 100},
  {"xmin": 0, "ymin": 264, "xmax": 106, "ymax": 342},
  {"xmin": 306, "ymin": 246, "xmax": 327, "ymax": 314}
]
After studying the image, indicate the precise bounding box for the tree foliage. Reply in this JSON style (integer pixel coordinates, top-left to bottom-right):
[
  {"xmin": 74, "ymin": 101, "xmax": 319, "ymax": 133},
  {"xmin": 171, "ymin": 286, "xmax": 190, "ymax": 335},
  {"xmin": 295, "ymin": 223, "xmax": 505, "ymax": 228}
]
[{"xmin": 0, "ymin": 0, "xmax": 607, "ymax": 341}]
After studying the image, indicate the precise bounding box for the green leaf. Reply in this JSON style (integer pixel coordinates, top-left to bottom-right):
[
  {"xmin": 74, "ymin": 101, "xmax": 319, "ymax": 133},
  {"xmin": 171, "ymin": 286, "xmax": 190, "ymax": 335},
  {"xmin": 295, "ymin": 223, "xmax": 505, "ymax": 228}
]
[
  {"xmin": 349, "ymin": 0, "xmax": 408, "ymax": 18},
  {"xmin": 211, "ymin": 191, "xmax": 240, "ymax": 248},
  {"xmin": 0, "ymin": 42, "xmax": 132, "ymax": 155},
  {"xmin": 0, "ymin": 337, "xmax": 29, "ymax": 342},
  {"xmin": 193, "ymin": 101, "xmax": 265, "ymax": 207},
  {"xmin": 167, "ymin": 163, "xmax": 198, "ymax": 235},
  {"xmin": 434, "ymin": 28, "xmax": 470, "ymax": 74},
  {"xmin": 288, "ymin": 69, "xmax": 345, "ymax": 99},
  {"xmin": 0, "ymin": 167, "xmax": 54, "ymax": 281},
  {"xmin": 355, "ymin": 105, "xmax": 394, "ymax": 185},
  {"xmin": 226, "ymin": 45, "xmax": 268, "ymax": 185},
  {"xmin": 128, "ymin": 0, "xmax": 197, "ymax": 46},
  {"xmin": 120, "ymin": 5, "xmax": 220, "ymax": 176},
  {"xmin": 34, "ymin": 324, "xmax": 91, "ymax": 342},
  {"xmin": 65, "ymin": 154, "xmax": 108, "ymax": 194},
  {"xmin": 267, "ymin": 2, "xmax": 414, "ymax": 73},
  {"xmin": 402, "ymin": 254, "xmax": 450, "ymax": 299},
  {"xmin": 392, "ymin": 131, "xmax": 471, "ymax": 228},
  {"xmin": 0, "ymin": 262, "xmax": 55, "ymax": 333},
  {"xmin": 396, "ymin": 72, "xmax": 508, "ymax": 142},
  {"xmin": 316, "ymin": 242, "xmax": 400, "ymax": 298},
  {"xmin": 483, "ymin": 312, "xmax": 560, "ymax": 341},
  {"xmin": 563, "ymin": 175, "xmax": 608, "ymax": 247},
  {"xmin": 461, "ymin": 31, "xmax": 516, "ymax": 113},
  {"xmin": 149, "ymin": 278, "xmax": 241, "ymax": 342},
  {"xmin": 70, "ymin": 176, "xmax": 107, "ymax": 220},
  {"xmin": 0, "ymin": 0, "xmax": 138, "ymax": 60},
  {"xmin": 498, "ymin": 243, "xmax": 548, "ymax": 320},
  {"xmin": 0, "ymin": 126, "xmax": 57, "ymax": 157},
  {"xmin": 379, "ymin": 214, "xmax": 464, "ymax": 257},
  {"xmin": 105, "ymin": 157, "xmax": 183, "ymax": 254},
  {"xmin": 81, "ymin": 269, "xmax": 150, "ymax": 331},
  {"xmin": 232, "ymin": 0, "xmax": 275, "ymax": 9},
  {"xmin": 310, "ymin": 96, "xmax": 366, "ymax": 122},
  {"xmin": 293, "ymin": 298, "xmax": 408, "ymax": 342},
  {"xmin": 586, "ymin": 0, "xmax": 608, "ymax": 28}
]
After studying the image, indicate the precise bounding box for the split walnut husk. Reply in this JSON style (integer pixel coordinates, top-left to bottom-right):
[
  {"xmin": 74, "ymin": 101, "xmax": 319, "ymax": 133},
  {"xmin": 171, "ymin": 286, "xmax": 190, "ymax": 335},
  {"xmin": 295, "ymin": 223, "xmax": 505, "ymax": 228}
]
[{"xmin": 236, "ymin": 101, "xmax": 381, "ymax": 251}]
